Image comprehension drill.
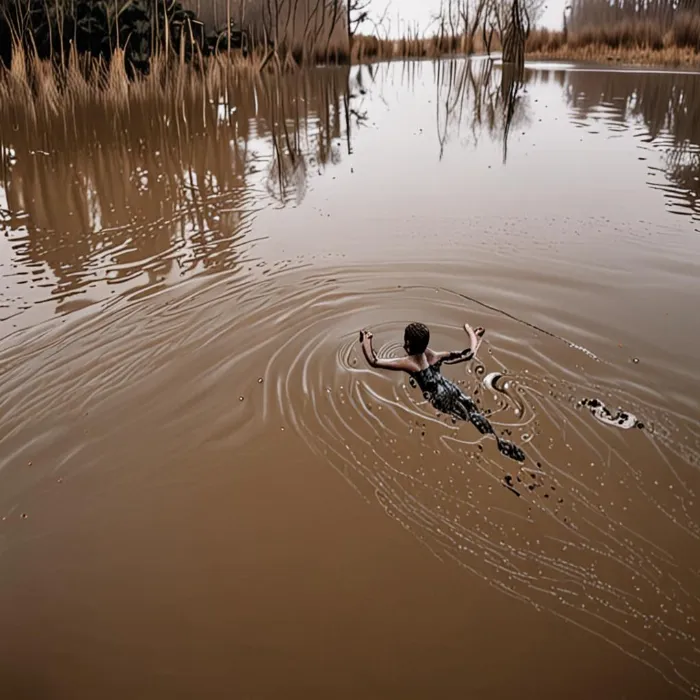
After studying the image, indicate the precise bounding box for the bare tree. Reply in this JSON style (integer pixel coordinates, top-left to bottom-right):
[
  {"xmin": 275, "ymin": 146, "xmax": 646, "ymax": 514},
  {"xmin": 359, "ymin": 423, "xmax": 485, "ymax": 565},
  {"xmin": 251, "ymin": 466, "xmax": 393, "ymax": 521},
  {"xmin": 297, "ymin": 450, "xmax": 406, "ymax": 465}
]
[
  {"xmin": 458, "ymin": 0, "xmax": 489, "ymax": 51},
  {"xmin": 347, "ymin": 0, "xmax": 370, "ymax": 49},
  {"xmin": 502, "ymin": 0, "xmax": 527, "ymax": 73},
  {"xmin": 482, "ymin": 0, "xmax": 544, "ymax": 51}
]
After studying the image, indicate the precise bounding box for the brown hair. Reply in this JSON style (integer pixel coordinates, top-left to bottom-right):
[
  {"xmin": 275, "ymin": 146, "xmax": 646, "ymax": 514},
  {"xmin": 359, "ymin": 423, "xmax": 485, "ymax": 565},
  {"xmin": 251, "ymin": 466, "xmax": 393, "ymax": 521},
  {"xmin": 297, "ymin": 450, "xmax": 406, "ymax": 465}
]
[{"xmin": 404, "ymin": 322, "xmax": 430, "ymax": 355}]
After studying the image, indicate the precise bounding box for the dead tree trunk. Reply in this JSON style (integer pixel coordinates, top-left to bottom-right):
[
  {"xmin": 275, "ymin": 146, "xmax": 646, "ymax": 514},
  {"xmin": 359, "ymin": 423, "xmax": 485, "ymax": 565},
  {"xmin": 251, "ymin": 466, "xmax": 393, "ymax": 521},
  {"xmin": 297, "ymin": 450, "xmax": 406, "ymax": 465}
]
[{"xmin": 501, "ymin": 0, "xmax": 526, "ymax": 76}]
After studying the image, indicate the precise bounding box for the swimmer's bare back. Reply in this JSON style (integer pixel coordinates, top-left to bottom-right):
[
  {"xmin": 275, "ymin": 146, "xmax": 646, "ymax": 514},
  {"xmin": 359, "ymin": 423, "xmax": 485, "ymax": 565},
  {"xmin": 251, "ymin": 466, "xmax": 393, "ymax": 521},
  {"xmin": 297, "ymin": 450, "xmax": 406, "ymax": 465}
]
[
  {"xmin": 359, "ymin": 322, "xmax": 525, "ymax": 463},
  {"xmin": 359, "ymin": 323, "xmax": 485, "ymax": 373}
]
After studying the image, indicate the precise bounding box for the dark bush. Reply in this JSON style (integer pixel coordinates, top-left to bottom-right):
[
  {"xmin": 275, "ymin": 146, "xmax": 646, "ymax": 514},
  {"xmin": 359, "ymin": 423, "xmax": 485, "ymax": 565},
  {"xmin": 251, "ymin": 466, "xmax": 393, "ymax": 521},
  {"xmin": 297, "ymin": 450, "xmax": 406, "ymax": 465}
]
[{"xmin": 0, "ymin": 0, "xmax": 247, "ymax": 72}]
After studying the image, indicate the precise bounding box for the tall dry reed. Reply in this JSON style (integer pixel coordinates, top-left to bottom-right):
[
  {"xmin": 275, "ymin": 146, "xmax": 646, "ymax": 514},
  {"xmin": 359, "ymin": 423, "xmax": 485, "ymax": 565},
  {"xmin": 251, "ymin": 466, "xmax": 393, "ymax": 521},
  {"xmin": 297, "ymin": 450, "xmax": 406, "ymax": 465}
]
[
  {"xmin": 567, "ymin": 18, "xmax": 665, "ymax": 50},
  {"xmin": 540, "ymin": 0, "xmax": 700, "ymax": 61}
]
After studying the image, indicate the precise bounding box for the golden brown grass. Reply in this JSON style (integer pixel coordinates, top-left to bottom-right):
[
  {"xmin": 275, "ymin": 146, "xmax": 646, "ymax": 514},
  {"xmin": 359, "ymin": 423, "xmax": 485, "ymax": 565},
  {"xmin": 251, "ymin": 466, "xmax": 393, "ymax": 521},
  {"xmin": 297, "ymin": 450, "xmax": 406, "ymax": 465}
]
[
  {"xmin": 0, "ymin": 39, "xmax": 306, "ymax": 123},
  {"xmin": 526, "ymin": 13, "xmax": 700, "ymax": 66},
  {"xmin": 568, "ymin": 19, "xmax": 665, "ymax": 50},
  {"xmin": 0, "ymin": 26, "xmax": 472, "ymax": 121},
  {"xmin": 526, "ymin": 44, "xmax": 700, "ymax": 67},
  {"xmin": 670, "ymin": 11, "xmax": 700, "ymax": 51},
  {"xmin": 353, "ymin": 16, "xmax": 700, "ymax": 66},
  {"xmin": 352, "ymin": 32, "xmax": 485, "ymax": 63},
  {"xmin": 3, "ymin": 8, "xmax": 700, "ymax": 125}
]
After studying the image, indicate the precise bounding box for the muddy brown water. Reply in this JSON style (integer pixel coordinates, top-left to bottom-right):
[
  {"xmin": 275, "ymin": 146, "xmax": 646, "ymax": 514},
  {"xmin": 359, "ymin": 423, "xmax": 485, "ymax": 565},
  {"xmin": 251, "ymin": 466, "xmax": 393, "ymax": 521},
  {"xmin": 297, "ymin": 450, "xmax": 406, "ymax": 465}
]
[{"xmin": 1, "ymin": 59, "xmax": 700, "ymax": 699}]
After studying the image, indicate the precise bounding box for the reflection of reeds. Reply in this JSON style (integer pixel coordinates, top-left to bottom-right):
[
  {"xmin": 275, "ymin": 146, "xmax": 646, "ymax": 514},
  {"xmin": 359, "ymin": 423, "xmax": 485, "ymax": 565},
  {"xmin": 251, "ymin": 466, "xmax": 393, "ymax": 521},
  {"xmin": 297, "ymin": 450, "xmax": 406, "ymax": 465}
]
[
  {"xmin": 434, "ymin": 58, "xmax": 528, "ymax": 163},
  {"xmin": 565, "ymin": 69, "xmax": 700, "ymax": 220},
  {"xmin": 0, "ymin": 65, "xmax": 350, "ymax": 303}
]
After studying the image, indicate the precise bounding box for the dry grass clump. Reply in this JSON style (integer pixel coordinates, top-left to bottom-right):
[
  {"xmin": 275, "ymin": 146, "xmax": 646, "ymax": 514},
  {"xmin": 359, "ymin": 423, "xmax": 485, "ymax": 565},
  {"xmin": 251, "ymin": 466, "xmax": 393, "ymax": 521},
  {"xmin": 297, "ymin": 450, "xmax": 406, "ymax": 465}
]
[
  {"xmin": 526, "ymin": 43, "xmax": 700, "ymax": 67},
  {"xmin": 526, "ymin": 28, "xmax": 565, "ymax": 53},
  {"xmin": 568, "ymin": 18, "xmax": 665, "ymax": 50},
  {"xmin": 525, "ymin": 17, "xmax": 700, "ymax": 67},
  {"xmin": 352, "ymin": 32, "xmax": 483, "ymax": 63},
  {"xmin": 671, "ymin": 11, "xmax": 700, "ymax": 51},
  {"xmin": 3, "ymin": 2, "xmax": 700, "ymax": 124},
  {"xmin": 0, "ymin": 28, "xmax": 355, "ymax": 127},
  {"xmin": 0, "ymin": 42, "xmax": 267, "ymax": 124}
]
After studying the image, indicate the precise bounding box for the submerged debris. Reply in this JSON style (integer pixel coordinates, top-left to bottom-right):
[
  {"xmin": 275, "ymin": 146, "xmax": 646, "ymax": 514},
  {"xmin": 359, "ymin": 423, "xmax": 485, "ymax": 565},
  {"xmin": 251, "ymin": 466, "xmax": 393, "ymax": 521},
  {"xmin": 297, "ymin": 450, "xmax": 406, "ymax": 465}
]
[
  {"xmin": 503, "ymin": 474, "xmax": 521, "ymax": 497},
  {"xmin": 580, "ymin": 398, "xmax": 640, "ymax": 430}
]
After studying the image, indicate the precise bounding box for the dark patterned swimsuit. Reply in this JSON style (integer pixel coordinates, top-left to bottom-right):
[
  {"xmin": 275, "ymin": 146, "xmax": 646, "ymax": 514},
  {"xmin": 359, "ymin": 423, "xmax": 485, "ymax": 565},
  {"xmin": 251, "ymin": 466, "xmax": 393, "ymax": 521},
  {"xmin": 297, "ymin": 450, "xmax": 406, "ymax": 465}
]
[{"xmin": 410, "ymin": 363, "xmax": 526, "ymax": 462}]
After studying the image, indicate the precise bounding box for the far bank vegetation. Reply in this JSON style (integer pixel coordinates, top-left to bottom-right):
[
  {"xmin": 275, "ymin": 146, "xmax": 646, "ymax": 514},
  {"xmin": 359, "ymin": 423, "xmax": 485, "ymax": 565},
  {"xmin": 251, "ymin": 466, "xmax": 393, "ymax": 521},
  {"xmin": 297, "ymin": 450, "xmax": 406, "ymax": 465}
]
[
  {"xmin": 527, "ymin": 0, "xmax": 700, "ymax": 65},
  {"xmin": 0, "ymin": 0, "xmax": 698, "ymax": 118},
  {"xmin": 0, "ymin": 0, "xmax": 536, "ymax": 114}
]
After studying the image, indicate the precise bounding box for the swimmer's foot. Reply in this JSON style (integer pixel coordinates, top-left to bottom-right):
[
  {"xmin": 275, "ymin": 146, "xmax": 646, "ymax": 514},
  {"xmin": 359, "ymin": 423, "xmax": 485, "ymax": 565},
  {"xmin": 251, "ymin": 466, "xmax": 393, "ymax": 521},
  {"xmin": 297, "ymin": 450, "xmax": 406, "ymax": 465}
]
[{"xmin": 497, "ymin": 438, "xmax": 526, "ymax": 463}]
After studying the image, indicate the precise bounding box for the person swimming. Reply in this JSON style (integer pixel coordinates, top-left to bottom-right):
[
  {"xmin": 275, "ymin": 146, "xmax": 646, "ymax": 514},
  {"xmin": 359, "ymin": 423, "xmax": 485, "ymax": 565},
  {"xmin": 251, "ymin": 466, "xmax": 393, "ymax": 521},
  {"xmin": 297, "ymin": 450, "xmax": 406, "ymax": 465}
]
[{"xmin": 359, "ymin": 322, "xmax": 526, "ymax": 463}]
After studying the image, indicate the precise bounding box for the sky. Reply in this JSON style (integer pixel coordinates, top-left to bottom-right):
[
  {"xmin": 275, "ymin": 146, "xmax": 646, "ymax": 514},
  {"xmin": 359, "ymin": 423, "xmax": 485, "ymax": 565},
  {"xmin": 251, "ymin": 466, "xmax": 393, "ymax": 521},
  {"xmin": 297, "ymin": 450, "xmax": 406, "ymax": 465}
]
[{"xmin": 368, "ymin": 0, "xmax": 566, "ymax": 36}]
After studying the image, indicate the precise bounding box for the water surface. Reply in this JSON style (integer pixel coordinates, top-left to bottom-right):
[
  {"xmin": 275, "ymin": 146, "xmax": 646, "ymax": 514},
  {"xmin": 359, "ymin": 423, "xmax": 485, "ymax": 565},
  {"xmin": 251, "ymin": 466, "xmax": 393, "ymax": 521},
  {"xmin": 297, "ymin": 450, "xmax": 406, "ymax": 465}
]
[{"xmin": 1, "ymin": 59, "xmax": 699, "ymax": 699}]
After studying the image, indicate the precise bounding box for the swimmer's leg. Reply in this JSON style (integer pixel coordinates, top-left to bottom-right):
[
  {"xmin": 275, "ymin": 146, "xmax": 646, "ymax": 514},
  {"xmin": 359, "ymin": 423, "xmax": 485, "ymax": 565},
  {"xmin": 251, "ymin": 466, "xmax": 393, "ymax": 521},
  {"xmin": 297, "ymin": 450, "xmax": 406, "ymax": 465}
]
[
  {"xmin": 450, "ymin": 401, "xmax": 470, "ymax": 422},
  {"xmin": 456, "ymin": 393, "xmax": 479, "ymax": 416},
  {"xmin": 461, "ymin": 397, "xmax": 526, "ymax": 463},
  {"xmin": 496, "ymin": 439, "xmax": 526, "ymax": 463},
  {"xmin": 469, "ymin": 411, "xmax": 495, "ymax": 435}
]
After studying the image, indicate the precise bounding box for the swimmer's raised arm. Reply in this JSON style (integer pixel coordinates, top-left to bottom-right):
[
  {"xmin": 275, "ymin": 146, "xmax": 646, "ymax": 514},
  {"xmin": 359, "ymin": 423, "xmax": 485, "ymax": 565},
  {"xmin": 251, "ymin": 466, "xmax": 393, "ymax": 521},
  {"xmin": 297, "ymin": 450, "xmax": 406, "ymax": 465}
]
[
  {"xmin": 464, "ymin": 323, "xmax": 485, "ymax": 356},
  {"xmin": 436, "ymin": 347, "xmax": 474, "ymax": 365},
  {"xmin": 360, "ymin": 330, "xmax": 415, "ymax": 372},
  {"xmin": 429, "ymin": 325, "xmax": 484, "ymax": 366}
]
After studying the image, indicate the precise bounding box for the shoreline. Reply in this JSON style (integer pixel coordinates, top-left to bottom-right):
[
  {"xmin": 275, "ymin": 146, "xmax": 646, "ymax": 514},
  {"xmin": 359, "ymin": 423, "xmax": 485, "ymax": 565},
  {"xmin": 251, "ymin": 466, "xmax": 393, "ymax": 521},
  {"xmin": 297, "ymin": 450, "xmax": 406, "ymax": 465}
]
[
  {"xmin": 1, "ymin": 45, "xmax": 699, "ymax": 116},
  {"xmin": 525, "ymin": 45, "xmax": 700, "ymax": 68}
]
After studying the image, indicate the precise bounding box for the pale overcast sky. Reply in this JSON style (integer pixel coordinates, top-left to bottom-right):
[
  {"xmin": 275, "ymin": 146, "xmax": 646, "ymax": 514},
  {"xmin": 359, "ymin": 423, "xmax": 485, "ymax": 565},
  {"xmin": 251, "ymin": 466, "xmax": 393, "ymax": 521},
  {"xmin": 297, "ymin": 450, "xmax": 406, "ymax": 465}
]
[{"xmin": 369, "ymin": 0, "xmax": 565, "ymax": 35}]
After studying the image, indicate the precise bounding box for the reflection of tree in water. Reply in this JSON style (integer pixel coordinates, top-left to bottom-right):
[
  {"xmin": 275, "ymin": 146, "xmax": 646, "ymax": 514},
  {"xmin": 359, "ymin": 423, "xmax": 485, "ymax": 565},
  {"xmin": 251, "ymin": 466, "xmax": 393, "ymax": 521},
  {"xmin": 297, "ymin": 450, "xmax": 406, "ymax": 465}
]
[
  {"xmin": 564, "ymin": 69, "xmax": 700, "ymax": 225},
  {"xmin": 432, "ymin": 62, "xmax": 699, "ymax": 223},
  {"xmin": 434, "ymin": 58, "xmax": 530, "ymax": 163},
  {"xmin": 265, "ymin": 71, "xmax": 348, "ymax": 205},
  {"xmin": 500, "ymin": 64, "xmax": 525, "ymax": 164},
  {"xmin": 0, "ymin": 66, "xmax": 351, "ymax": 309}
]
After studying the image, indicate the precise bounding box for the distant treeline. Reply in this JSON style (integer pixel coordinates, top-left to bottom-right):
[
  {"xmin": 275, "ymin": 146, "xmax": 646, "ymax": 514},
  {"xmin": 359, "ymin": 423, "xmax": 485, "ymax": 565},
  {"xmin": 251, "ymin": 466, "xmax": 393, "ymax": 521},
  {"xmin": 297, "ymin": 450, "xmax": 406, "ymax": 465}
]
[
  {"xmin": 528, "ymin": 0, "xmax": 700, "ymax": 55},
  {"xmin": 567, "ymin": 0, "xmax": 700, "ymax": 49}
]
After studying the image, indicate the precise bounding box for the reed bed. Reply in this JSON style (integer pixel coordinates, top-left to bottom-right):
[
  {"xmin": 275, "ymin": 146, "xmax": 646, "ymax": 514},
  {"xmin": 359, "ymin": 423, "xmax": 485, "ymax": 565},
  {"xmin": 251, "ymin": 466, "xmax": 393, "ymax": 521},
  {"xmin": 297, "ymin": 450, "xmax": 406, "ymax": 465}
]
[
  {"xmin": 526, "ymin": 14, "xmax": 700, "ymax": 66},
  {"xmin": 527, "ymin": 5, "xmax": 700, "ymax": 66},
  {"xmin": 0, "ymin": 44, "xmax": 256, "ymax": 121},
  {"xmin": 2, "ymin": 0, "xmax": 699, "ymax": 124},
  {"xmin": 0, "ymin": 24, "xmax": 474, "ymax": 120},
  {"xmin": 526, "ymin": 43, "xmax": 700, "ymax": 66}
]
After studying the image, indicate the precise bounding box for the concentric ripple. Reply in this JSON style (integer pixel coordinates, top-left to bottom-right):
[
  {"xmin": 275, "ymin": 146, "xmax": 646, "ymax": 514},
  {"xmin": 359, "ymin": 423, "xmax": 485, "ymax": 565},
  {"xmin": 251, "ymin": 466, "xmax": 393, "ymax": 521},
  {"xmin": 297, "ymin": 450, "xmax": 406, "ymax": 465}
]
[
  {"xmin": 1, "ymin": 260, "xmax": 699, "ymax": 697},
  {"xmin": 253, "ymin": 266, "xmax": 700, "ymax": 698}
]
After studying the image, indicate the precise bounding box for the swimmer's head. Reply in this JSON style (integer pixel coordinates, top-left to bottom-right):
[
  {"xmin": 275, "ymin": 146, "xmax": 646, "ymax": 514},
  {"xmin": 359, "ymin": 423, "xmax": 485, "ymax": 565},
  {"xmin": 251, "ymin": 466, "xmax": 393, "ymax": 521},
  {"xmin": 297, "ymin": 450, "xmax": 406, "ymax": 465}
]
[{"xmin": 404, "ymin": 322, "xmax": 430, "ymax": 355}]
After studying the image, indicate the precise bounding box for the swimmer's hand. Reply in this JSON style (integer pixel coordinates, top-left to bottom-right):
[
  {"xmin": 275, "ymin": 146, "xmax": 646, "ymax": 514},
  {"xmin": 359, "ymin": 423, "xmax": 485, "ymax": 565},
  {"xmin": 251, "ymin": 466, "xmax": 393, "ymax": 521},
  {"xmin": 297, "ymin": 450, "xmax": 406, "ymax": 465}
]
[
  {"xmin": 464, "ymin": 323, "xmax": 485, "ymax": 338},
  {"xmin": 360, "ymin": 329, "xmax": 375, "ymax": 358},
  {"xmin": 464, "ymin": 324, "xmax": 485, "ymax": 357},
  {"xmin": 359, "ymin": 330, "xmax": 413, "ymax": 372},
  {"xmin": 360, "ymin": 329, "xmax": 380, "ymax": 367}
]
